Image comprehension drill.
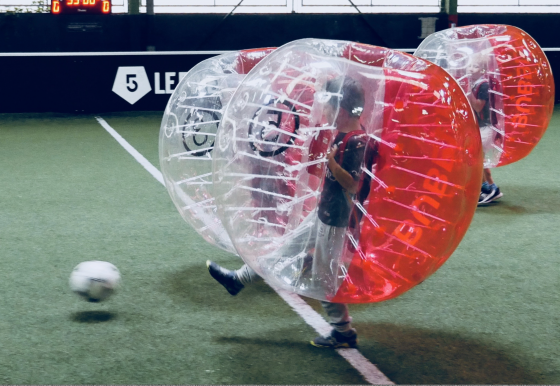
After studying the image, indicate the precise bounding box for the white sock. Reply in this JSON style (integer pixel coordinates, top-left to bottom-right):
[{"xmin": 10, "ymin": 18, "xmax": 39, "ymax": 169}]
[{"xmin": 234, "ymin": 264, "xmax": 262, "ymax": 286}]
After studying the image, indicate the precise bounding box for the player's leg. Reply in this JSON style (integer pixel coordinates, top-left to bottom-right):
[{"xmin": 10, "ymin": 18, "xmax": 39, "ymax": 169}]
[
  {"xmin": 479, "ymin": 125, "xmax": 503, "ymax": 205},
  {"xmin": 485, "ymin": 168, "xmax": 503, "ymax": 201},
  {"xmin": 311, "ymin": 222, "xmax": 347, "ymax": 295},
  {"xmin": 311, "ymin": 302, "xmax": 358, "ymax": 348},
  {"xmin": 310, "ymin": 223, "xmax": 357, "ymax": 348},
  {"xmin": 483, "ymin": 168, "xmax": 494, "ymax": 185},
  {"xmin": 479, "ymin": 167, "xmax": 494, "ymax": 204},
  {"xmin": 479, "ymin": 168, "xmax": 503, "ymax": 205},
  {"xmin": 206, "ymin": 261, "xmax": 261, "ymax": 295}
]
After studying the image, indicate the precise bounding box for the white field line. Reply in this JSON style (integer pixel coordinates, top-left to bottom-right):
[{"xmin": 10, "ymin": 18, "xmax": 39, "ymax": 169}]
[
  {"xmin": 273, "ymin": 287, "xmax": 394, "ymax": 385},
  {"xmin": 95, "ymin": 116, "xmax": 393, "ymax": 386},
  {"xmin": 95, "ymin": 117, "xmax": 164, "ymax": 185}
]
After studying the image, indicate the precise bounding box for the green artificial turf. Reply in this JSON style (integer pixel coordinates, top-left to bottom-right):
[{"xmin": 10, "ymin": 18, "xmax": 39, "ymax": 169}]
[
  {"xmin": 0, "ymin": 109, "xmax": 559, "ymax": 384},
  {"xmin": 0, "ymin": 113, "xmax": 363, "ymax": 384}
]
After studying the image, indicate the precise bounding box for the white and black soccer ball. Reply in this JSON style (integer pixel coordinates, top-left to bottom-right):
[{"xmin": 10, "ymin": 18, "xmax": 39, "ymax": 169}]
[{"xmin": 69, "ymin": 261, "xmax": 121, "ymax": 302}]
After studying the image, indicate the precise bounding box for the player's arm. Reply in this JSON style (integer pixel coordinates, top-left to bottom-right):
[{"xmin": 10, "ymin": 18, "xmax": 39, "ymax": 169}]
[
  {"xmin": 326, "ymin": 144, "xmax": 360, "ymax": 194},
  {"xmin": 467, "ymin": 92, "xmax": 486, "ymax": 113},
  {"xmin": 467, "ymin": 82, "xmax": 489, "ymax": 113}
]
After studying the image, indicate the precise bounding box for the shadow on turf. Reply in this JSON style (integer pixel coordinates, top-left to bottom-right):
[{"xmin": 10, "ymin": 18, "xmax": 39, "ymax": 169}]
[
  {"xmin": 163, "ymin": 264, "xmax": 277, "ymax": 308},
  {"xmin": 70, "ymin": 311, "xmax": 117, "ymax": 323},
  {"xmin": 213, "ymin": 334, "xmax": 365, "ymax": 384},
  {"xmin": 353, "ymin": 322, "xmax": 544, "ymax": 384}
]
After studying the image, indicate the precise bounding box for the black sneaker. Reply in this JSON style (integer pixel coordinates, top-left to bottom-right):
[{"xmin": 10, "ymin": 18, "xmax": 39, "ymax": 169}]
[
  {"xmin": 491, "ymin": 186, "xmax": 503, "ymax": 202},
  {"xmin": 311, "ymin": 329, "xmax": 358, "ymax": 349},
  {"xmin": 206, "ymin": 260, "xmax": 244, "ymax": 296},
  {"xmin": 478, "ymin": 185, "xmax": 503, "ymax": 206},
  {"xmin": 478, "ymin": 187, "xmax": 495, "ymax": 205}
]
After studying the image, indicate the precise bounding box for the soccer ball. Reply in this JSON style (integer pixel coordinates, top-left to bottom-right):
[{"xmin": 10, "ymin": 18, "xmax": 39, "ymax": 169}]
[{"xmin": 69, "ymin": 261, "xmax": 121, "ymax": 302}]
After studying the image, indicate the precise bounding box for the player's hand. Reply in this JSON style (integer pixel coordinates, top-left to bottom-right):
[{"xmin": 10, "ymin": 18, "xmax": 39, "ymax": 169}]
[{"xmin": 327, "ymin": 144, "xmax": 338, "ymax": 162}]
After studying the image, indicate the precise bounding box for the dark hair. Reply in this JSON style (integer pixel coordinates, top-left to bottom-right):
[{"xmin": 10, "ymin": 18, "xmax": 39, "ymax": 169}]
[{"xmin": 326, "ymin": 77, "xmax": 365, "ymax": 117}]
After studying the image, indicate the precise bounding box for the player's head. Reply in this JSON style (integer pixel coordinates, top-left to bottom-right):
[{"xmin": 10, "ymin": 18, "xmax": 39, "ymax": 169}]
[
  {"xmin": 326, "ymin": 76, "xmax": 365, "ymax": 119},
  {"xmin": 467, "ymin": 55, "xmax": 487, "ymax": 78}
]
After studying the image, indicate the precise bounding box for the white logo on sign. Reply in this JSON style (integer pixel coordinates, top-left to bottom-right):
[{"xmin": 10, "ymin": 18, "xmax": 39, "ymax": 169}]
[{"xmin": 112, "ymin": 67, "xmax": 152, "ymax": 105}]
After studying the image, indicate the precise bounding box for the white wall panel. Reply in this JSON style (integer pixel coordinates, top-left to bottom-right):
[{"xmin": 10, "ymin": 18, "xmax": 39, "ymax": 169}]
[
  {"xmin": 520, "ymin": 0, "xmax": 560, "ymax": 4},
  {"xmin": 302, "ymin": 0, "xmax": 370, "ymax": 5},
  {"xmin": 3, "ymin": 0, "xmax": 560, "ymax": 13},
  {"xmin": 459, "ymin": 0, "xmax": 517, "ymax": 4},
  {"xmin": 216, "ymin": 0, "xmax": 286, "ymax": 5},
  {"xmin": 457, "ymin": 0, "xmax": 560, "ymax": 11}
]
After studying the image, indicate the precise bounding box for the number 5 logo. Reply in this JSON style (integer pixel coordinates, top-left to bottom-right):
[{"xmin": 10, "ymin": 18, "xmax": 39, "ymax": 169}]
[
  {"xmin": 112, "ymin": 67, "xmax": 152, "ymax": 105},
  {"xmin": 126, "ymin": 74, "xmax": 139, "ymax": 92}
]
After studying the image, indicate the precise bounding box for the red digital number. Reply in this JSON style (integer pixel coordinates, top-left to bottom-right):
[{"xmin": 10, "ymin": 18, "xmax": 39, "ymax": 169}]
[{"xmin": 55, "ymin": 0, "xmax": 107, "ymax": 12}]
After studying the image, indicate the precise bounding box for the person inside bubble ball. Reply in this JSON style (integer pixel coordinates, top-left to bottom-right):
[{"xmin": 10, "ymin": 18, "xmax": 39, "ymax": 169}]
[
  {"xmin": 207, "ymin": 76, "xmax": 371, "ymax": 349},
  {"xmin": 466, "ymin": 55, "xmax": 503, "ymax": 205}
]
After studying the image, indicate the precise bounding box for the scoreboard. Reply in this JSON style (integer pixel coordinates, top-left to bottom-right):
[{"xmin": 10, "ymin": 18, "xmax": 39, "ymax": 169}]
[{"xmin": 51, "ymin": 0, "xmax": 111, "ymax": 14}]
